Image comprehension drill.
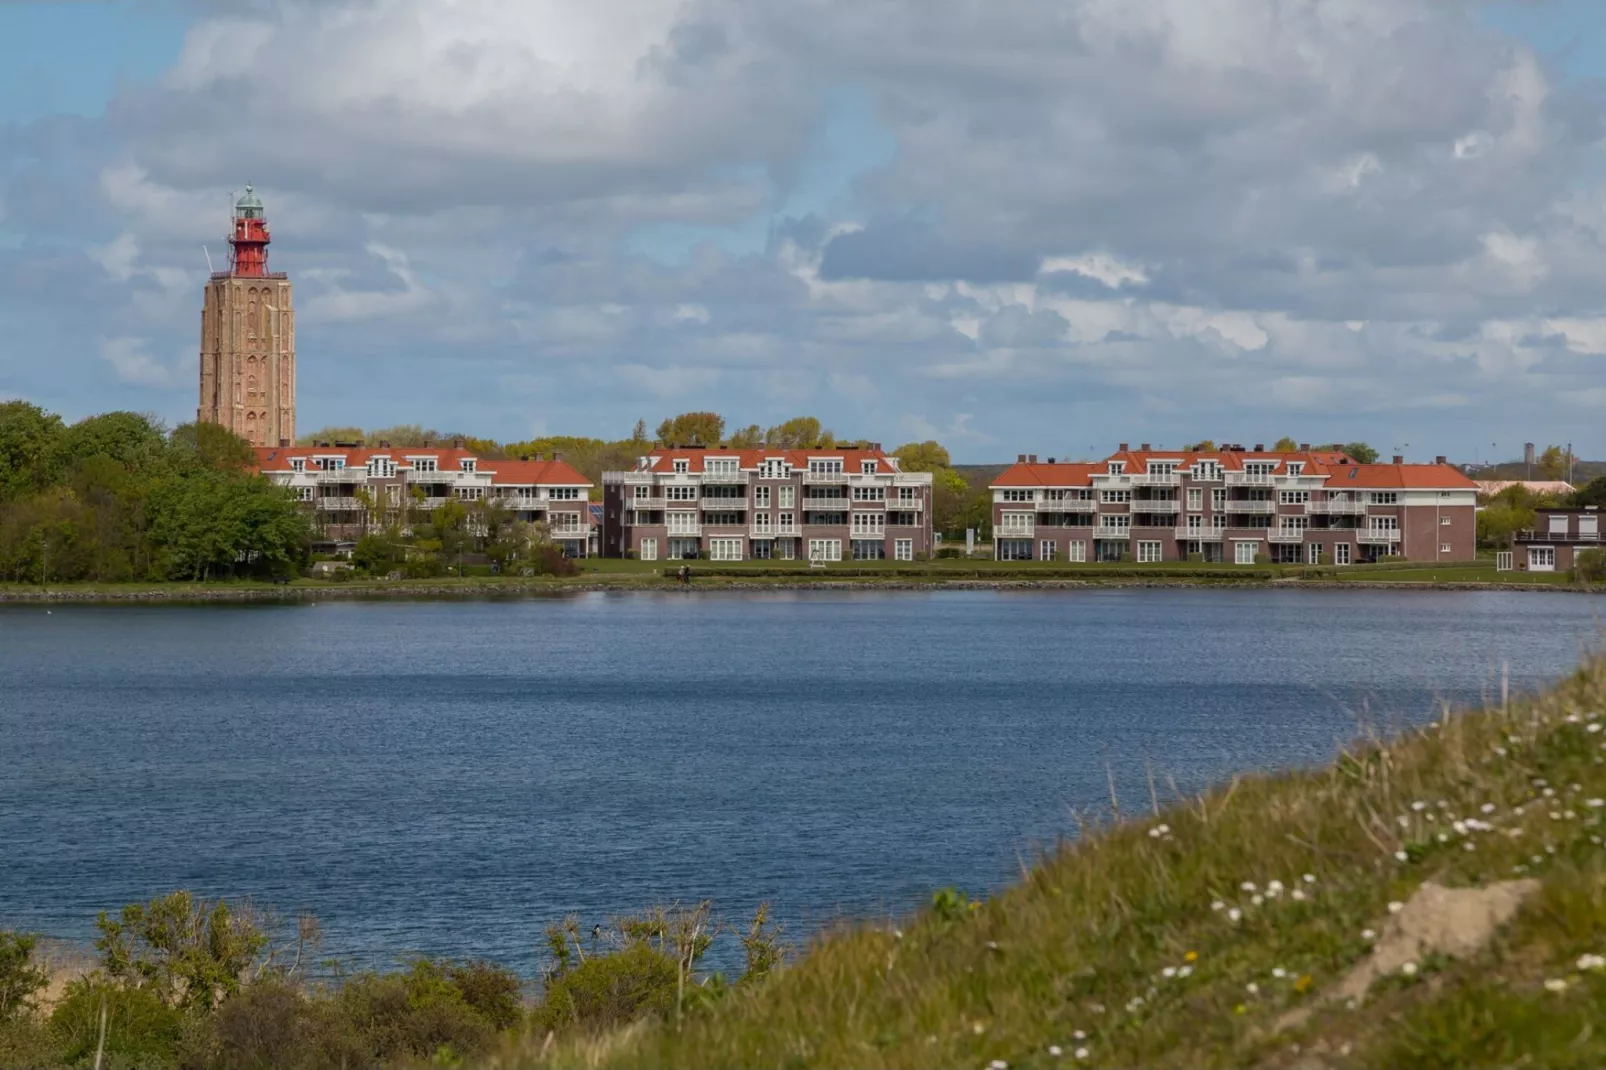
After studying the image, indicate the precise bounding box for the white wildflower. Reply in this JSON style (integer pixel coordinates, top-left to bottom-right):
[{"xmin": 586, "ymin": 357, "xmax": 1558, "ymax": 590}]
[
  {"xmin": 989, "ymin": 1060, "xmax": 1008, "ymax": 1070},
  {"xmin": 1303, "ymin": 873, "xmax": 1317, "ymax": 884},
  {"xmin": 1388, "ymin": 901, "xmax": 1404, "ymax": 914},
  {"xmin": 1395, "ymin": 851, "xmax": 1409, "ymax": 863},
  {"xmin": 1177, "ymin": 965, "xmax": 1193, "ymax": 978},
  {"xmin": 1228, "ymin": 908, "xmax": 1242, "ymax": 923},
  {"xmin": 1411, "ymin": 801, "xmax": 1427, "ymax": 812},
  {"xmin": 1437, "ymin": 800, "xmax": 1449, "ymax": 809},
  {"xmin": 1481, "ymin": 803, "xmax": 1497, "ymax": 814},
  {"xmin": 1544, "ymin": 788, "xmax": 1557, "ymax": 798},
  {"xmin": 1396, "ymin": 816, "xmax": 1410, "ymax": 829},
  {"xmin": 1074, "ymin": 1048, "xmax": 1089, "ymax": 1061},
  {"xmin": 1073, "ymin": 1031, "xmax": 1086, "ymax": 1041},
  {"xmin": 1048, "ymin": 1046, "xmax": 1063, "ymax": 1058},
  {"xmin": 973, "ymin": 1022, "xmax": 986, "ymax": 1035},
  {"xmin": 1246, "ymin": 982, "xmax": 1259, "ymax": 995},
  {"xmin": 1240, "ymin": 881, "xmax": 1257, "ymax": 892},
  {"xmin": 1211, "ymin": 900, "xmax": 1226, "ymax": 912},
  {"xmin": 1545, "ymin": 978, "xmax": 1568, "ymax": 993},
  {"xmin": 1361, "ymin": 929, "xmax": 1376, "ymax": 941},
  {"xmin": 1162, "ymin": 966, "xmax": 1177, "ymax": 979},
  {"xmin": 1291, "ymin": 889, "xmax": 1306, "ymax": 902},
  {"xmin": 1401, "ymin": 962, "xmax": 1418, "ymax": 977},
  {"xmin": 1577, "ymin": 954, "xmax": 1606, "ymax": 971},
  {"xmin": 1589, "ymin": 724, "xmax": 1603, "ymax": 734},
  {"xmin": 1494, "ymin": 746, "xmax": 1508, "ymax": 756},
  {"xmin": 1437, "ymin": 833, "xmax": 1449, "ymax": 843},
  {"xmin": 1272, "ymin": 967, "xmax": 1287, "ymax": 979},
  {"xmin": 1251, "ymin": 894, "xmax": 1264, "ymax": 906},
  {"xmin": 1587, "ymin": 799, "xmax": 1604, "ymax": 809},
  {"xmin": 1267, "ymin": 879, "xmax": 1284, "ymax": 893},
  {"xmin": 1566, "ymin": 811, "xmax": 1577, "ymax": 820},
  {"xmin": 1464, "ymin": 841, "xmax": 1476, "ymax": 852},
  {"xmin": 1452, "ymin": 821, "xmax": 1468, "ymax": 835}
]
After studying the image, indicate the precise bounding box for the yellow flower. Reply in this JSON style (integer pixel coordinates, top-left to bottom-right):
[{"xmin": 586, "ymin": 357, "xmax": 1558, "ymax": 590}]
[
  {"xmin": 1234, "ymin": 1003, "xmax": 1247, "ymax": 1015},
  {"xmin": 1184, "ymin": 951, "xmax": 1199, "ymax": 963},
  {"xmin": 1294, "ymin": 975, "xmax": 1313, "ymax": 994}
]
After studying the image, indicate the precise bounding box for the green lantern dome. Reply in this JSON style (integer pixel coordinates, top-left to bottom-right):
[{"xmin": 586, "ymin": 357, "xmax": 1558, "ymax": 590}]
[{"xmin": 235, "ymin": 184, "xmax": 265, "ymax": 220}]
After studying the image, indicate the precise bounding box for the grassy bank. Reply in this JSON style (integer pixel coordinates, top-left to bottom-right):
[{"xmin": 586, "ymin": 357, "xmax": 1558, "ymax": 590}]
[
  {"xmin": 501, "ymin": 653, "xmax": 1606, "ymax": 1069},
  {"xmin": 0, "ymin": 558, "xmax": 1592, "ymax": 602}
]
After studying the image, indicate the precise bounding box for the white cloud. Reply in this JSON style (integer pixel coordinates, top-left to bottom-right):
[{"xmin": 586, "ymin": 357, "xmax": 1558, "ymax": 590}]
[{"xmin": 99, "ymin": 337, "xmax": 181, "ymax": 388}]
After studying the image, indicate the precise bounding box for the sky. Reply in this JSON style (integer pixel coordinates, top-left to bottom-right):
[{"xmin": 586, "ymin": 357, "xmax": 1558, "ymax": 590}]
[{"xmin": 1, "ymin": 0, "xmax": 1605, "ymax": 463}]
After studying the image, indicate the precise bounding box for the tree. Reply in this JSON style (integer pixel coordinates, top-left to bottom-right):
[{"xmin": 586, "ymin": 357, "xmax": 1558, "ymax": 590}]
[
  {"xmin": 631, "ymin": 420, "xmax": 648, "ymax": 444},
  {"xmin": 1536, "ymin": 444, "xmax": 1567, "ymax": 481},
  {"xmin": 656, "ymin": 412, "xmax": 725, "ymax": 447},
  {"xmin": 1342, "ymin": 442, "xmax": 1380, "ymax": 464},
  {"xmin": 59, "ymin": 411, "xmax": 168, "ymax": 473},
  {"xmin": 95, "ymin": 891, "xmax": 269, "ymax": 1012},
  {"xmin": 0, "ymin": 400, "xmax": 65, "ymax": 502},
  {"xmin": 893, "ymin": 441, "xmax": 952, "ymax": 472},
  {"xmin": 296, "ymin": 425, "xmax": 366, "ymax": 445},
  {"xmin": 1191, "ymin": 440, "xmax": 1217, "ymax": 451},
  {"xmin": 764, "ymin": 416, "xmax": 829, "ymax": 449},
  {"xmin": 0, "ymin": 931, "xmax": 48, "ymax": 1022},
  {"xmin": 1571, "ymin": 476, "xmax": 1606, "ymax": 509},
  {"xmin": 727, "ymin": 424, "xmax": 765, "ymax": 449},
  {"xmin": 1575, "ymin": 548, "xmax": 1606, "ymax": 584},
  {"xmin": 1272, "ymin": 436, "xmax": 1299, "ymax": 453},
  {"xmin": 168, "ymin": 421, "xmax": 255, "ymax": 473}
]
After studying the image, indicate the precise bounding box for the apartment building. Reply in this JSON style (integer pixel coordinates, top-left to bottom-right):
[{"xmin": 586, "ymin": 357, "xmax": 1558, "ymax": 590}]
[
  {"xmin": 254, "ymin": 443, "xmax": 595, "ymax": 555},
  {"xmin": 1513, "ymin": 507, "xmax": 1602, "ymax": 571},
  {"xmin": 991, "ymin": 444, "xmax": 1477, "ymax": 565},
  {"xmin": 601, "ymin": 446, "xmax": 934, "ymax": 561}
]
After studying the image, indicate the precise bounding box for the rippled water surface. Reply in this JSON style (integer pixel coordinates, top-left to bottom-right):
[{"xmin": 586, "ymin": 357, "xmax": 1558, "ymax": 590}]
[{"xmin": 2, "ymin": 589, "xmax": 1600, "ymax": 972}]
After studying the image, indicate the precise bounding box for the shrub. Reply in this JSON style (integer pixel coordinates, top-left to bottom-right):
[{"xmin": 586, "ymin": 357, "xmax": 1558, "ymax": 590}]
[
  {"xmin": 209, "ymin": 978, "xmax": 315, "ymax": 1070},
  {"xmin": 0, "ymin": 932, "xmax": 47, "ymax": 1024},
  {"xmin": 318, "ymin": 961, "xmax": 496, "ymax": 1068},
  {"xmin": 95, "ymin": 891, "xmax": 268, "ymax": 1012},
  {"xmin": 934, "ymin": 548, "xmax": 965, "ymax": 559},
  {"xmin": 530, "ymin": 545, "xmax": 579, "ymax": 577},
  {"xmin": 1574, "ymin": 547, "xmax": 1606, "ymax": 584},
  {"xmin": 531, "ymin": 941, "xmax": 678, "ymax": 1036},
  {"xmin": 50, "ymin": 977, "xmax": 185, "ymax": 1069},
  {"xmin": 445, "ymin": 960, "xmax": 523, "ymax": 1032}
]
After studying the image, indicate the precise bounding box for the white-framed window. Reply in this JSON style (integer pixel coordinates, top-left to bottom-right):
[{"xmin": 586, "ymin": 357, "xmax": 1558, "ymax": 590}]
[
  {"xmin": 705, "ymin": 458, "xmax": 739, "ymax": 476},
  {"xmin": 1370, "ymin": 517, "xmax": 1400, "ymax": 535},
  {"xmin": 410, "ymin": 457, "xmax": 436, "ymax": 473},
  {"xmin": 1528, "ymin": 546, "xmax": 1556, "ymax": 571},
  {"xmin": 808, "ymin": 459, "xmax": 844, "ymax": 476},
  {"xmin": 894, "ymin": 538, "xmax": 913, "ymax": 562},
  {"xmin": 1440, "ymin": 515, "xmax": 1452, "ymax": 526},
  {"xmin": 1187, "ymin": 488, "xmax": 1203, "ymax": 510},
  {"xmin": 666, "ymin": 485, "xmax": 698, "ymax": 501},
  {"xmin": 1245, "ymin": 462, "xmax": 1275, "ymax": 477},
  {"xmin": 1040, "ymin": 540, "xmax": 1057, "ymax": 561},
  {"xmin": 1279, "ymin": 490, "xmax": 1310, "ymax": 504},
  {"xmin": 754, "ymin": 485, "xmax": 771, "ymax": 507},
  {"xmin": 851, "ymin": 513, "xmax": 885, "ymax": 535},
  {"xmin": 673, "ymin": 459, "xmax": 689, "ymax": 474},
  {"xmin": 1234, "ymin": 540, "xmax": 1260, "ymax": 565},
  {"xmin": 779, "ymin": 485, "xmax": 796, "ymax": 508},
  {"xmin": 1146, "ymin": 461, "xmax": 1176, "ymax": 477},
  {"xmin": 1211, "ymin": 488, "xmax": 1227, "ymax": 508},
  {"xmin": 852, "ymin": 486, "xmax": 886, "ymax": 501},
  {"xmin": 1108, "ymin": 461, "xmax": 1126, "ymax": 475},
  {"xmin": 1440, "ymin": 543, "xmax": 1452, "ymax": 554},
  {"xmin": 1335, "ymin": 543, "xmax": 1352, "ymax": 566},
  {"xmin": 634, "ymin": 510, "xmax": 653, "ymax": 526},
  {"xmin": 1137, "ymin": 541, "xmax": 1163, "ymax": 563},
  {"xmin": 1001, "ymin": 489, "xmax": 1036, "ymax": 502},
  {"xmin": 295, "ymin": 486, "xmax": 314, "ymax": 501},
  {"xmin": 761, "ymin": 459, "xmax": 789, "ymax": 479},
  {"xmin": 666, "ymin": 511, "xmax": 699, "ymax": 535},
  {"xmin": 1068, "ymin": 540, "xmax": 1087, "ymax": 562},
  {"xmin": 456, "ymin": 487, "xmax": 485, "ymax": 501},
  {"xmin": 551, "ymin": 512, "xmax": 584, "ymax": 536},
  {"xmin": 640, "ymin": 538, "xmax": 657, "ymax": 561},
  {"xmin": 633, "ymin": 485, "xmax": 652, "ymax": 501},
  {"xmin": 861, "ymin": 461, "xmax": 878, "ymax": 475},
  {"xmin": 1580, "ymin": 514, "xmax": 1598, "ymax": 537},
  {"xmin": 1369, "ymin": 492, "xmax": 1399, "ymax": 505},
  {"xmin": 778, "ymin": 511, "xmax": 795, "ymax": 533},
  {"xmin": 1286, "ymin": 463, "xmax": 1304, "ymax": 476},
  {"xmin": 808, "ymin": 538, "xmax": 842, "ymax": 562},
  {"xmin": 460, "ymin": 458, "xmax": 476, "ymax": 472},
  {"xmin": 709, "ymin": 537, "xmax": 743, "ymax": 561},
  {"xmin": 290, "ymin": 458, "xmax": 305, "ymax": 472},
  {"xmin": 999, "ymin": 511, "xmax": 1035, "ymax": 535},
  {"xmin": 898, "ymin": 488, "xmax": 918, "ymax": 506},
  {"xmin": 668, "ymin": 537, "xmax": 700, "ymax": 559},
  {"xmin": 1306, "ymin": 543, "xmax": 1321, "ymax": 564},
  {"xmin": 549, "ymin": 487, "xmax": 582, "ymax": 500},
  {"xmin": 1548, "ymin": 514, "xmax": 1569, "ymax": 535},
  {"xmin": 752, "ymin": 513, "xmax": 773, "ymax": 534},
  {"xmin": 1101, "ymin": 489, "xmax": 1131, "ymax": 503},
  {"xmin": 778, "ymin": 539, "xmax": 796, "ymax": 560},
  {"xmin": 1097, "ymin": 515, "xmax": 1132, "ymax": 533}
]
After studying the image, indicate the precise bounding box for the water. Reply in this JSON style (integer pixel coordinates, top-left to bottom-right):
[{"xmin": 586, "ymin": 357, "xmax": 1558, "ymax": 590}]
[{"xmin": 1, "ymin": 589, "xmax": 1600, "ymax": 975}]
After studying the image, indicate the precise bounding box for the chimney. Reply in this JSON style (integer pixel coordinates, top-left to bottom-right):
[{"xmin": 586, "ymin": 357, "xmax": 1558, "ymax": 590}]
[
  {"xmin": 1392, "ymin": 454, "xmax": 1404, "ymax": 465},
  {"xmin": 1299, "ymin": 442, "xmax": 1310, "ymax": 452},
  {"xmin": 1140, "ymin": 442, "xmax": 1151, "ymax": 451},
  {"xmin": 1018, "ymin": 453, "xmax": 1027, "ymax": 463},
  {"xmin": 380, "ymin": 440, "xmax": 391, "ymax": 449},
  {"xmin": 423, "ymin": 440, "xmax": 431, "ymax": 448},
  {"xmin": 1029, "ymin": 454, "xmax": 1038, "ymax": 463},
  {"xmin": 278, "ymin": 438, "xmax": 289, "ymax": 448},
  {"xmin": 1118, "ymin": 442, "xmax": 1129, "ymax": 452},
  {"xmin": 553, "ymin": 452, "xmax": 564, "ymax": 462},
  {"xmin": 1047, "ymin": 457, "xmax": 1056, "ymax": 464},
  {"xmin": 1253, "ymin": 444, "xmax": 1264, "ymax": 453},
  {"xmin": 1434, "ymin": 455, "xmax": 1447, "ymax": 465},
  {"xmin": 453, "ymin": 438, "xmax": 463, "ymax": 449}
]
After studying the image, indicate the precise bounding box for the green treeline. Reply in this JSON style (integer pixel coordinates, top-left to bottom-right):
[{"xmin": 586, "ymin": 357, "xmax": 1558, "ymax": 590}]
[{"xmin": 0, "ymin": 402, "xmax": 310, "ymax": 584}]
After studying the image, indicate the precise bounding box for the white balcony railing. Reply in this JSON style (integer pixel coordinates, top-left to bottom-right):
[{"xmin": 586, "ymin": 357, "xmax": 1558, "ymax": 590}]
[
  {"xmin": 1310, "ymin": 500, "xmax": 1366, "ymax": 515},
  {"xmin": 1225, "ymin": 473, "xmax": 1279, "ymax": 486},
  {"xmin": 313, "ymin": 496, "xmax": 363, "ymax": 511},
  {"xmin": 1228, "ymin": 500, "xmax": 1278, "ymax": 514},
  {"xmin": 803, "ymin": 497, "xmax": 849, "ymax": 509},
  {"xmin": 997, "ymin": 523, "xmax": 1036, "ymax": 538},
  {"xmin": 889, "ymin": 498, "xmax": 924, "ymax": 511},
  {"xmin": 1130, "ymin": 473, "xmax": 1182, "ymax": 486},
  {"xmin": 1269, "ymin": 529, "xmax": 1309, "ymax": 543},
  {"xmin": 850, "ymin": 499, "xmax": 888, "ymax": 510},
  {"xmin": 1037, "ymin": 497, "xmax": 1093, "ymax": 511},
  {"xmin": 803, "ymin": 471, "xmax": 850, "ymax": 484},
  {"xmin": 1358, "ymin": 529, "xmax": 1400, "ymax": 544},
  {"xmin": 700, "ymin": 471, "xmax": 750, "ymax": 485},
  {"xmin": 1174, "ymin": 527, "xmax": 1226, "ymax": 541},
  {"xmin": 1095, "ymin": 526, "xmax": 1133, "ymax": 539},
  {"xmin": 312, "ymin": 469, "xmax": 364, "ymax": 483},
  {"xmin": 701, "ymin": 497, "xmax": 748, "ymax": 510},
  {"xmin": 1130, "ymin": 500, "xmax": 1181, "ymax": 513},
  {"xmin": 625, "ymin": 497, "xmax": 667, "ymax": 510}
]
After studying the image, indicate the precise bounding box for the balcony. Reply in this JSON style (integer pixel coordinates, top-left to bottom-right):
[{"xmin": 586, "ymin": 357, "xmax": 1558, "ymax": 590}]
[
  {"xmin": 1514, "ymin": 529, "xmax": 1601, "ymax": 544},
  {"xmin": 701, "ymin": 497, "xmax": 748, "ymax": 510},
  {"xmin": 312, "ymin": 469, "xmax": 363, "ymax": 483},
  {"xmin": 1130, "ymin": 473, "xmax": 1182, "ymax": 486},
  {"xmin": 1225, "ymin": 472, "xmax": 1278, "ymax": 486},
  {"xmin": 1130, "ymin": 500, "xmax": 1181, "ymax": 513},
  {"xmin": 803, "ymin": 496, "xmax": 850, "ymax": 509},
  {"xmin": 1094, "ymin": 527, "xmax": 1133, "ymax": 540},
  {"xmin": 665, "ymin": 527, "xmax": 702, "ymax": 538},
  {"xmin": 849, "ymin": 498, "xmax": 888, "ymax": 510},
  {"xmin": 313, "ymin": 496, "xmax": 363, "ymax": 511},
  {"xmin": 411, "ymin": 497, "xmax": 451, "ymax": 511},
  {"xmin": 700, "ymin": 471, "xmax": 749, "ymax": 485},
  {"xmin": 1227, "ymin": 500, "xmax": 1277, "ymax": 514},
  {"xmin": 1310, "ymin": 499, "xmax": 1366, "ymax": 515},
  {"xmin": 1037, "ymin": 498, "xmax": 1092, "ymax": 511},
  {"xmin": 889, "ymin": 498, "xmax": 924, "ymax": 512},
  {"xmin": 1358, "ymin": 530, "xmax": 1400, "ymax": 544},
  {"xmin": 625, "ymin": 497, "xmax": 667, "ymax": 510},
  {"xmin": 803, "ymin": 471, "xmax": 850, "ymax": 484},
  {"xmin": 1174, "ymin": 527, "xmax": 1225, "ymax": 541},
  {"xmin": 1269, "ymin": 528, "xmax": 1310, "ymax": 543}
]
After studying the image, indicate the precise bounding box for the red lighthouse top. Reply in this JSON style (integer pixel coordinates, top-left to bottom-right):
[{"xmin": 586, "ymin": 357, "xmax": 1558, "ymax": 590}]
[{"xmin": 228, "ymin": 185, "xmax": 271, "ymax": 278}]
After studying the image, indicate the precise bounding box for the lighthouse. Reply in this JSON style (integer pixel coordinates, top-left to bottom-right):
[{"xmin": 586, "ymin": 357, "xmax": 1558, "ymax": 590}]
[{"xmin": 197, "ymin": 185, "xmax": 296, "ymax": 447}]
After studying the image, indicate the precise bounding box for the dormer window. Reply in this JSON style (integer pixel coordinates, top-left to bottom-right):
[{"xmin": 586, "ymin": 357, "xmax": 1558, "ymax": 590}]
[
  {"xmin": 290, "ymin": 459, "xmax": 305, "ymax": 473},
  {"xmin": 411, "ymin": 457, "xmax": 437, "ymax": 474},
  {"xmin": 673, "ymin": 459, "xmax": 689, "ymax": 474},
  {"xmin": 1287, "ymin": 462, "xmax": 1304, "ymax": 477},
  {"xmin": 862, "ymin": 461, "xmax": 878, "ymax": 475},
  {"xmin": 1109, "ymin": 462, "xmax": 1126, "ymax": 475},
  {"xmin": 460, "ymin": 459, "xmax": 476, "ymax": 473}
]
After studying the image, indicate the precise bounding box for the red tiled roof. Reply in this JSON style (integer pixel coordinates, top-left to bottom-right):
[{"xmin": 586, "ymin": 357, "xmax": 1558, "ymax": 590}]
[
  {"xmin": 1333, "ymin": 464, "xmax": 1478, "ymax": 489},
  {"xmin": 991, "ymin": 462, "xmax": 1102, "ymax": 488},
  {"xmin": 643, "ymin": 447, "xmax": 898, "ymax": 473},
  {"xmin": 478, "ymin": 459, "xmax": 592, "ymax": 486},
  {"xmin": 252, "ymin": 446, "xmax": 592, "ymax": 486}
]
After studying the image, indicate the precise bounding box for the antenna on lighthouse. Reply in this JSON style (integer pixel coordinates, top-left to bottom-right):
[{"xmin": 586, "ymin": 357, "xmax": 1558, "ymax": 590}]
[{"xmin": 202, "ymin": 245, "xmax": 215, "ymax": 274}]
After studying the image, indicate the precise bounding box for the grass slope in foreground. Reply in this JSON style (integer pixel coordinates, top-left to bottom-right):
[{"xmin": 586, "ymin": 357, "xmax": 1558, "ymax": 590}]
[{"xmin": 513, "ymin": 655, "xmax": 1606, "ymax": 1070}]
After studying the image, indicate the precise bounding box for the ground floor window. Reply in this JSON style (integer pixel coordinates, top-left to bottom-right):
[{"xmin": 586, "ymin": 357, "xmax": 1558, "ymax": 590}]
[
  {"xmin": 709, "ymin": 537, "xmax": 743, "ymax": 561},
  {"xmin": 778, "ymin": 538, "xmax": 796, "ymax": 560},
  {"xmin": 751, "ymin": 539, "xmax": 773, "ymax": 560},
  {"xmin": 640, "ymin": 537, "xmax": 657, "ymax": 562},
  {"xmin": 1306, "ymin": 542, "xmax": 1321, "ymax": 565},
  {"xmin": 668, "ymin": 537, "xmax": 700, "ymax": 559},
  {"xmin": 1271, "ymin": 544, "xmax": 1303, "ymax": 564},
  {"xmin": 894, "ymin": 539, "xmax": 913, "ymax": 562},
  {"xmin": 1234, "ymin": 540, "xmax": 1260, "ymax": 565},
  {"xmin": 1040, "ymin": 540, "xmax": 1057, "ymax": 562},
  {"xmin": 1334, "ymin": 543, "xmax": 1351, "ymax": 566},
  {"xmin": 1137, "ymin": 540, "xmax": 1163, "ymax": 563},
  {"xmin": 808, "ymin": 539, "xmax": 842, "ymax": 562},
  {"xmin": 997, "ymin": 539, "xmax": 1034, "ymax": 561},
  {"xmin": 1440, "ymin": 543, "xmax": 1452, "ymax": 555},
  {"xmin": 1068, "ymin": 540, "xmax": 1087, "ymax": 563},
  {"xmin": 852, "ymin": 539, "xmax": 886, "ymax": 560},
  {"xmin": 1529, "ymin": 546, "xmax": 1556, "ymax": 571},
  {"xmin": 1094, "ymin": 540, "xmax": 1126, "ymax": 563},
  {"xmin": 1200, "ymin": 542, "xmax": 1225, "ymax": 563}
]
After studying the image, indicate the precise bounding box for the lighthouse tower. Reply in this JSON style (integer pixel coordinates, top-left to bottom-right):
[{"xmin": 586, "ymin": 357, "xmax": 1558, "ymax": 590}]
[{"xmin": 198, "ymin": 185, "xmax": 296, "ymax": 447}]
